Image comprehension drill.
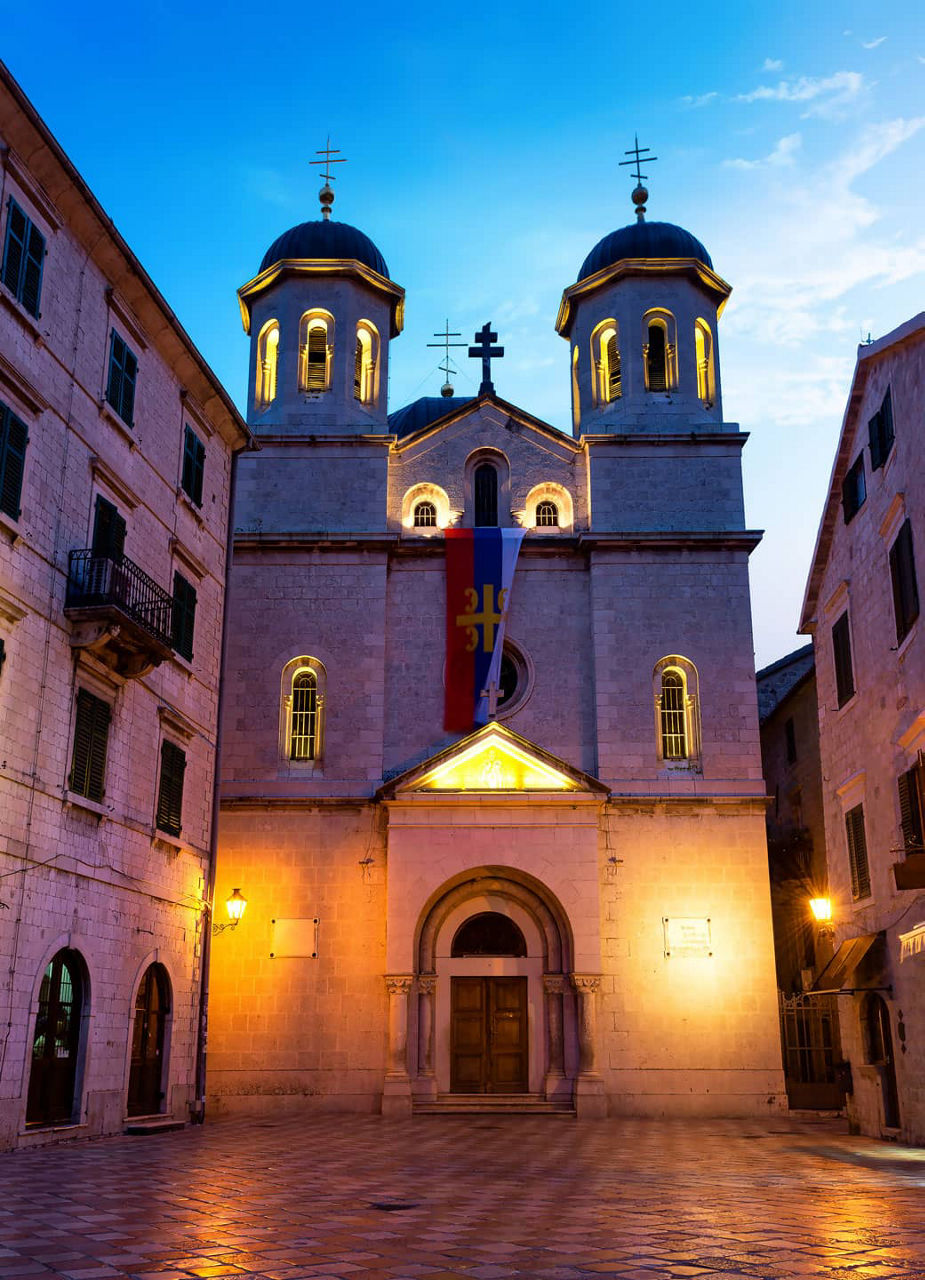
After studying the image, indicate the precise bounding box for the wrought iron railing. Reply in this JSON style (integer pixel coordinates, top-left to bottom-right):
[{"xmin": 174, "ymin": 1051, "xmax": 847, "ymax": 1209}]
[{"xmin": 66, "ymin": 549, "xmax": 174, "ymax": 649}]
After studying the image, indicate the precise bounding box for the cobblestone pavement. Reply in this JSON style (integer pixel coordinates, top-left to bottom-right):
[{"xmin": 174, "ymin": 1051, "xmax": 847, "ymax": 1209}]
[{"xmin": 2, "ymin": 1115, "xmax": 924, "ymax": 1280}]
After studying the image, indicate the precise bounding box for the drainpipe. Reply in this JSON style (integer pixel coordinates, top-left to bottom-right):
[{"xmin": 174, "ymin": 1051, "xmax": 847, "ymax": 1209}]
[{"xmin": 192, "ymin": 435, "xmax": 251, "ymax": 1122}]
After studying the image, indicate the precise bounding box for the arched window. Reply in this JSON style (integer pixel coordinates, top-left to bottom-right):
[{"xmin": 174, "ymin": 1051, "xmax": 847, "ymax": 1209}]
[
  {"xmin": 536, "ymin": 500, "xmax": 559, "ymax": 527},
  {"xmin": 654, "ymin": 655, "xmax": 701, "ymax": 768},
  {"xmin": 289, "ymin": 669, "xmax": 318, "ymax": 760},
  {"xmin": 414, "ymin": 500, "xmax": 437, "ymax": 528},
  {"xmin": 643, "ymin": 311, "xmax": 677, "ymax": 393},
  {"xmin": 451, "ymin": 912, "xmax": 527, "ymax": 957},
  {"xmin": 474, "ymin": 462, "xmax": 498, "ymax": 527},
  {"xmin": 694, "ymin": 319, "xmax": 715, "ymax": 406},
  {"xmin": 26, "ymin": 949, "xmax": 85, "ymax": 1127},
  {"xmin": 571, "ymin": 345, "xmax": 580, "ymax": 433},
  {"xmin": 590, "ymin": 320, "xmax": 621, "ymax": 406},
  {"xmin": 299, "ymin": 311, "xmax": 333, "ymax": 393},
  {"xmin": 127, "ymin": 963, "xmax": 170, "ymax": 1117},
  {"xmin": 354, "ymin": 321, "xmax": 379, "ymax": 406},
  {"xmin": 256, "ymin": 320, "xmax": 279, "ymax": 409}
]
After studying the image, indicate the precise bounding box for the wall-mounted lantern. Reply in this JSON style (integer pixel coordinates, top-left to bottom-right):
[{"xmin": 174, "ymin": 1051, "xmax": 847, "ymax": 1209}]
[{"xmin": 212, "ymin": 887, "xmax": 247, "ymax": 936}]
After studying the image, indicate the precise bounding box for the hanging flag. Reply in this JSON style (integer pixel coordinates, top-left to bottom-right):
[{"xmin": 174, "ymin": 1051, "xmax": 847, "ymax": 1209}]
[{"xmin": 445, "ymin": 528, "xmax": 525, "ymax": 731}]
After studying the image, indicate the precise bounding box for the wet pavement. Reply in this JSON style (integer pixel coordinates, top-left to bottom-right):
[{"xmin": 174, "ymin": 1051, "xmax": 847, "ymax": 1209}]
[{"xmin": 2, "ymin": 1114, "xmax": 924, "ymax": 1280}]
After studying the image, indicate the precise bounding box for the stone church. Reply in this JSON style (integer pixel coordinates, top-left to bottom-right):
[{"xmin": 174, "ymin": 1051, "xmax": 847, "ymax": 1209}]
[{"xmin": 208, "ymin": 173, "xmax": 785, "ymax": 1117}]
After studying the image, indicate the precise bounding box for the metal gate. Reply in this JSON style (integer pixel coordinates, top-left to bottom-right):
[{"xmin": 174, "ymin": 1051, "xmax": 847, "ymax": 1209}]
[{"xmin": 778, "ymin": 990, "xmax": 847, "ymax": 1110}]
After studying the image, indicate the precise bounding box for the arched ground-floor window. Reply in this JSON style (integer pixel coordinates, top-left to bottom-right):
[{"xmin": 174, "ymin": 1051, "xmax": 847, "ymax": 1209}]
[
  {"xmin": 127, "ymin": 963, "xmax": 171, "ymax": 1116},
  {"xmin": 26, "ymin": 949, "xmax": 86, "ymax": 1127}
]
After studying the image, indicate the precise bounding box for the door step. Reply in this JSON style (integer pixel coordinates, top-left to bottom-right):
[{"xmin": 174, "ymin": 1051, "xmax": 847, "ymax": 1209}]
[
  {"xmin": 414, "ymin": 1093, "xmax": 575, "ymax": 1116},
  {"xmin": 123, "ymin": 1116, "xmax": 185, "ymax": 1135}
]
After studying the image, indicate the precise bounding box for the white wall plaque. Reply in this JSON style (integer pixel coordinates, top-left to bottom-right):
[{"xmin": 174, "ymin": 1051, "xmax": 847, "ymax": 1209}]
[
  {"xmin": 270, "ymin": 917, "xmax": 320, "ymax": 958},
  {"xmin": 663, "ymin": 916, "xmax": 712, "ymax": 958}
]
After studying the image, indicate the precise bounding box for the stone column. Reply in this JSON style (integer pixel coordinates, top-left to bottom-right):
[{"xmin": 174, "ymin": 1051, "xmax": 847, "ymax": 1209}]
[
  {"xmin": 382, "ymin": 974, "xmax": 414, "ymax": 1116},
  {"xmin": 416, "ymin": 974, "xmax": 438, "ymax": 1100},
  {"xmin": 543, "ymin": 974, "xmax": 568, "ymax": 1101},
  {"xmin": 571, "ymin": 973, "xmax": 607, "ymax": 1118}
]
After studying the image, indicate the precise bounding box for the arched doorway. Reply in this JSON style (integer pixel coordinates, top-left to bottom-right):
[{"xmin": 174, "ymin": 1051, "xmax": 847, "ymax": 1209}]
[
  {"xmin": 127, "ymin": 963, "xmax": 170, "ymax": 1116},
  {"xmin": 450, "ymin": 913, "xmax": 529, "ymax": 1093},
  {"xmin": 26, "ymin": 949, "xmax": 86, "ymax": 1127},
  {"xmin": 863, "ymin": 993, "xmax": 900, "ymax": 1129}
]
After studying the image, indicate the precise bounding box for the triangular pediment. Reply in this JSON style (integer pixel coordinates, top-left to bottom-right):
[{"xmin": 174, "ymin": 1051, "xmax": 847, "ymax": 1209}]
[
  {"xmin": 379, "ymin": 724, "xmax": 607, "ymax": 797},
  {"xmin": 391, "ymin": 394, "xmax": 580, "ymax": 459}
]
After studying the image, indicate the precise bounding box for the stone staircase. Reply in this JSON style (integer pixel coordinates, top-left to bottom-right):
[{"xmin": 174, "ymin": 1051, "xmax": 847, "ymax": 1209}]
[{"xmin": 414, "ymin": 1093, "xmax": 575, "ymax": 1117}]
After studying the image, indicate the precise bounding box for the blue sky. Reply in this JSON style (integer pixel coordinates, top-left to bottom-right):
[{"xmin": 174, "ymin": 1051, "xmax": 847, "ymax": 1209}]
[{"xmin": 5, "ymin": 2, "xmax": 925, "ymax": 665}]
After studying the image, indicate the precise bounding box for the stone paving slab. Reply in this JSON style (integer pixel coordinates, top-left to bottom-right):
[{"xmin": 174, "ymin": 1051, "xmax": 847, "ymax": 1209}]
[{"xmin": 1, "ymin": 1116, "xmax": 924, "ymax": 1280}]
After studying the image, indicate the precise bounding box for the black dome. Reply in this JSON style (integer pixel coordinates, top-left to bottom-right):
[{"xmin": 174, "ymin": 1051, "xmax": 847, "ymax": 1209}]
[
  {"xmin": 578, "ymin": 220, "xmax": 712, "ymax": 282},
  {"xmin": 260, "ymin": 219, "xmax": 390, "ymax": 278}
]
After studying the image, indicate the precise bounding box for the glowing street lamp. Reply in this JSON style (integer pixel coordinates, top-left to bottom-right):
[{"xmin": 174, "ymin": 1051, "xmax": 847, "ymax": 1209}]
[
  {"xmin": 212, "ymin": 887, "xmax": 247, "ymax": 935},
  {"xmin": 809, "ymin": 897, "xmax": 832, "ymax": 922}
]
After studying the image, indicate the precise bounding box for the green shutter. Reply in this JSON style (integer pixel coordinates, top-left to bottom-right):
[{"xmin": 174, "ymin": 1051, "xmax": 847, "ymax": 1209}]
[
  {"xmin": 172, "ymin": 572, "xmax": 196, "ymax": 661},
  {"xmin": 21, "ymin": 220, "xmax": 44, "ymax": 318},
  {"xmin": 69, "ymin": 689, "xmax": 111, "ymax": 802},
  {"xmin": 1, "ymin": 200, "xmax": 26, "ymax": 298},
  {"xmin": 182, "ymin": 425, "xmax": 205, "ymax": 507},
  {"xmin": 898, "ymin": 767, "xmax": 924, "ymax": 853},
  {"xmin": 120, "ymin": 346, "xmax": 137, "ymax": 424},
  {"xmin": 156, "ymin": 740, "xmax": 186, "ymax": 836},
  {"xmin": 107, "ymin": 331, "xmax": 125, "ymax": 415},
  {"xmin": 91, "ymin": 495, "xmax": 126, "ymax": 559},
  {"xmin": 890, "ymin": 520, "xmax": 919, "ymax": 644},
  {"xmin": 0, "ymin": 403, "xmax": 28, "ymax": 521},
  {"xmin": 832, "ymin": 612, "xmax": 854, "ymax": 707},
  {"xmin": 845, "ymin": 804, "xmax": 870, "ymax": 901}
]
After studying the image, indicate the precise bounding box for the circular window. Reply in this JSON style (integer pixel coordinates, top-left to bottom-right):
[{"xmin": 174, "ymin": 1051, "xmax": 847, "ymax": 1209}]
[{"xmin": 495, "ymin": 640, "xmax": 533, "ymax": 718}]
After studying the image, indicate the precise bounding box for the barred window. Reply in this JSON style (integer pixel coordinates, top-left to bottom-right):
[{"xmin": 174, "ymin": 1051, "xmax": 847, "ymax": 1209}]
[
  {"xmin": 654, "ymin": 656, "xmax": 701, "ymax": 768},
  {"xmin": 660, "ymin": 671, "xmax": 688, "ymax": 760},
  {"xmin": 289, "ymin": 670, "xmax": 318, "ymax": 760},
  {"xmin": 414, "ymin": 500, "xmax": 437, "ymax": 528},
  {"xmin": 535, "ymin": 500, "xmax": 559, "ymax": 527}
]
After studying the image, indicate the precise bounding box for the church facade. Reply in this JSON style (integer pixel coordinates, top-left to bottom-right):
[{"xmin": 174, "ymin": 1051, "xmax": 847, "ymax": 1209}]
[{"xmin": 208, "ymin": 180, "xmax": 785, "ymax": 1117}]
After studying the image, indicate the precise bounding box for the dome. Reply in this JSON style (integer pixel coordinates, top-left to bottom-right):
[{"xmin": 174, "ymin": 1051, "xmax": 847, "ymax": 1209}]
[
  {"xmin": 578, "ymin": 221, "xmax": 712, "ymax": 282},
  {"xmin": 259, "ymin": 219, "xmax": 390, "ymax": 279}
]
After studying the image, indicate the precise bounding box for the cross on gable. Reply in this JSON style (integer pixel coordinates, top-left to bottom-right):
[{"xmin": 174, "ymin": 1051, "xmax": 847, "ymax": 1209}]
[{"xmin": 468, "ymin": 323, "xmax": 504, "ymax": 396}]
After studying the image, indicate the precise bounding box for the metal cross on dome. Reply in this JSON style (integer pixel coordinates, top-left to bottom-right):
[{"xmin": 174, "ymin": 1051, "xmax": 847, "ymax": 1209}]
[
  {"xmin": 310, "ymin": 136, "xmax": 347, "ymax": 218},
  {"xmin": 468, "ymin": 323, "xmax": 504, "ymax": 396},
  {"xmin": 427, "ymin": 320, "xmax": 468, "ymax": 394},
  {"xmin": 618, "ymin": 133, "xmax": 658, "ymax": 186}
]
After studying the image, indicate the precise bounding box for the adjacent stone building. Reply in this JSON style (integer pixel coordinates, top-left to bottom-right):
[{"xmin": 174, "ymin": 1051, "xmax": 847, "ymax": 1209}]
[
  {"xmin": 209, "ymin": 181, "xmax": 786, "ymax": 1118},
  {"xmin": 0, "ymin": 62, "xmax": 251, "ymax": 1148},
  {"xmin": 800, "ymin": 313, "xmax": 925, "ymax": 1143}
]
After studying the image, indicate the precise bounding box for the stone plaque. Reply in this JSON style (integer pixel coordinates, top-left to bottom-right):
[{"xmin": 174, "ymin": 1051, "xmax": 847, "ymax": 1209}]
[
  {"xmin": 270, "ymin": 916, "xmax": 320, "ymax": 958},
  {"xmin": 662, "ymin": 916, "xmax": 712, "ymax": 958}
]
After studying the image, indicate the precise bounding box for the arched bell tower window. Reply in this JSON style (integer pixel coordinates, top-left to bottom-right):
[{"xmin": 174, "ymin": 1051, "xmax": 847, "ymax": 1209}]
[
  {"xmin": 354, "ymin": 320, "xmax": 379, "ymax": 406},
  {"xmin": 694, "ymin": 319, "xmax": 715, "ymax": 407},
  {"xmin": 474, "ymin": 462, "xmax": 498, "ymax": 527},
  {"xmin": 299, "ymin": 310, "xmax": 333, "ymax": 393},
  {"xmin": 256, "ymin": 320, "xmax": 279, "ymax": 409},
  {"xmin": 414, "ymin": 500, "xmax": 437, "ymax": 528},
  {"xmin": 591, "ymin": 320, "xmax": 621, "ymax": 405},
  {"xmin": 643, "ymin": 310, "xmax": 678, "ymax": 393},
  {"xmin": 653, "ymin": 654, "xmax": 701, "ymax": 768}
]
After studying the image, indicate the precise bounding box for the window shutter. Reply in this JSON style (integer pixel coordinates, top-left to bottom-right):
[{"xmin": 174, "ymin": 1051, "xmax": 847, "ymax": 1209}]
[
  {"xmin": 1, "ymin": 200, "xmax": 27, "ymax": 298},
  {"xmin": 307, "ymin": 326, "xmax": 326, "ymax": 391},
  {"xmin": 92, "ymin": 496, "xmax": 126, "ymax": 559},
  {"xmin": 120, "ymin": 346, "xmax": 137, "ymax": 425},
  {"xmin": 606, "ymin": 334, "xmax": 621, "ymax": 400},
  {"xmin": 354, "ymin": 336, "xmax": 363, "ymax": 400},
  {"xmin": 182, "ymin": 426, "xmax": 205, "ymax": 506},
  {"xmin": 70, "ymin": 689, "xmax": 110, "ymax": 802},
  {"xmin": 172, "ymin": 572, "xmax": 197, "ymax": 661},
  {"xmin": 21, "ymin": 221, "xmax": 44, "ymax": 318},
  {"xmin": 832, "ymin": 612, "xmax": 854, "ymax": 707},
  {"xmin": 107, "ymin": 331, "xmax": 125, "ymax": 415},
  {"xmin": 880, "ymin": 387, "xmax": 894, "ymax": 460},
  {"xmin": 156, "ymin": 741, "xmax": 186, "ymax": 836},
  {"xmin": 0, "ymin": 403, "xmax": 28, "ymax": 521},
  {"xmin": 845, "ymin": 804, "xmax": 870, "ymax": 900},
  {"xmin": 898, "ymin": 767, "xmax": 924, "ymax": 853},
  {"xmin": 647, "ymin": 324, "xmax": 667, "ymax": 392},
  {"xmin": 889, "ymin": 520, "xmax": 919, "ymax": 644}
]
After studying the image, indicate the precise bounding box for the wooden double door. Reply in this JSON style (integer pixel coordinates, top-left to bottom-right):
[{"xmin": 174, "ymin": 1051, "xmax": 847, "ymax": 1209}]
[{"xmin": 450, "ymin": 976, "xmax": 528, "ymax": 1093}]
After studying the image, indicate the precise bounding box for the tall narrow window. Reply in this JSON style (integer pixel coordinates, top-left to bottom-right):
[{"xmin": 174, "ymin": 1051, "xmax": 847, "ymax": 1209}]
[
  {"xmin": 659, "ymin": 670, "xmax": 688, "ymax": 760},
  {"xmin": 832, "ymin": 611, "xmax": 854, "ymax": 707},
  {"xmin": 868, "ymin": 387, "xmax": 894, "ymax": 470},
  {"xmin": 181, "ymin": 425, "xmax": 205, "ymax": 507},
  {"xmin": 2, "ymin": 198, "xmax": 44, "ymax": 318},
  {"xmin": 591, "ymin": 321, "xmax": 620, "ymax": 406},
  {"xmin": 889, "ymin": 519, "xmax": 919, "ymax": 644},
  {"xmin": 842, "ymin": 454, "xmax": 866, "ymax": 524},
  {"xmin": 898, "ymin": 763, "xmax": 925, "ymax": 855},
  {"xmin": 289, "ymin": 669, "xmax": 318, "ymax": 760},
  {"xmin": 69, "ymin": 689, "xmax": 111, "ymax": 803},
  {"xmin": 171, "ymin": 572, "xmax": 197, "ymax": 662},
  {"xmin": 106, "ymin": 330, "xmax": 137, "ymax": 426},
  {"xmin": 156, "ymin": 741, "xmax": 186, "ymax": 837},
  {"xmin": 785, "ymin": 716, "xmax": 797, "ymax": 765},
  {"xmin": 845, "ymin": 803, "xmax": 871, "ymax": 900},
  {"xmin": 474, "ymin": 463, "xmax": 498, "ymax": 527},
  {"xmin": 694, "ymin": 319, "xmax": 715, "ymax": 405},
  {"xmin": 306, "ymin": 324, "xmax": 327, "ymax": 390},
  {"xmin": 92, "ymin": 495, "xmax": 126, "ymax": 560},
  {"xmin": 646, "ymin": 321, "xmax": 668, "ymax": 392},
  {"xmin": 0, "ymin": 399, "xmax": 28, "ymax": 522},
  {"xmin": 256, "ymin": 320, "xmax": 279, "ymax": 408},
  {"xmin": 354, "ymin": 322, "xmax": 378, "ymax": 405}
]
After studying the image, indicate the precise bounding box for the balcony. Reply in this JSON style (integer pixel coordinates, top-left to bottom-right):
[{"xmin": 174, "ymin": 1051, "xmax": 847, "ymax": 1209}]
[
  {"xmin": 893, "ymin": 853, "xmax": 925, "ymax": 891},
  {"xmin": 65, "ymin": 549, "xmax": 174, "ymax": 678}
]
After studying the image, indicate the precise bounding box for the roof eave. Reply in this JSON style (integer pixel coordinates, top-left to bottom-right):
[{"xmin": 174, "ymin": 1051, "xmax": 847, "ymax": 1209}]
[
  {"xmin": 556, "ymin": 258, "xmax": 732, "ymax": 339},
  {"xmin": 237, "ymin": 258, "xmax": 406, "ymax": 337}
]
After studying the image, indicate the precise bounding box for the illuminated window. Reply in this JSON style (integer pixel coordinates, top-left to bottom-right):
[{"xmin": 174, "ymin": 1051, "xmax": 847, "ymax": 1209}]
[
  {"xmin": 354, "ymin": 321, "xmax": 379, "ymax": 405},
  {"xmin": 256, "ymin": 320, "xmax": 279, "ymax": 409},
  {"xmin": 571, "ymin": 345, "xmax": 580, "ymax": 432},
  {"xmin": 414, "ymin": 500, "xmax": 437, "ymax": 528},
  {"xmin": 654, "ymin": 656, "xmax": 701, "ymax": 767},
  {"xmin": 280, "ymin": 656, "xmax": 326, "ymax": 765},
  {"xmin": 694, "ymin": 319, "xmax": 715, "ymax": 406},
  {"xmin": 474, "ymin": 462, "xmax": 498, "ymax": 527},
  {"xmin": 643, "ymin": 311, "xmax": 677, "ymax": 392},
  {"xmin": 590, "ymin": 320, "xmax": 620, "ymax": 406},
  {"xmin": 535, "ymin": 500, "xmax": 558, "ymax": 527},
  {"xmin": 299, "ymin": 310, "xmax": 333, "ymax": 393}
]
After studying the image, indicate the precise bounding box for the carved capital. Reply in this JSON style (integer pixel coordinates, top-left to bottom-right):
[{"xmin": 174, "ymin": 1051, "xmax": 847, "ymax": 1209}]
[
  {"xmin": 385, "ymin": 974, "xmax": 414, "ymax": 996},
  {"xmin": 571, "ymin": 974, "xmax": 602, "ymax": 995},
  {"xmin": 417, "ymin": 974, "xmax": 437, "ymax": 996},
  {"xmin": 543, "ymin": 973, "xmax": 568, "ymax": 995}
]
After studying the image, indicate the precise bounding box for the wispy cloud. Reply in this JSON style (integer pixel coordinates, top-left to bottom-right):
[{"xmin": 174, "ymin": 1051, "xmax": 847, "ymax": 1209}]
[
  {"xmin": 242, "ymin": 167, "xmax": 292, "ymax": 208},
  {"xmin": 762, "ymin": 58, "xmax": 783, "ymax": 72},
  {"xmin": 861, "ymin": 36, "xmax": 887, "ymax": 49},
  {"xmin": 680, "ymin": 91, "xmax": 718, "ymax": 109},
  {"xmin": 725, "ymin": 133, "xmax": 801, "ymax": 170},
  {"xmin": 736, "ymin": 70, "xmax": 865, "ymax": 118}
]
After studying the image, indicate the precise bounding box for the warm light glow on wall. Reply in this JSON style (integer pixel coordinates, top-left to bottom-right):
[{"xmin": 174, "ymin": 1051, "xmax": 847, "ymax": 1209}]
[
  {"xmin": 417, "ymin": 732, "xmax": 578, "ymax": 792},
  {"xmin": 809, "ymin": 897, "xmax": 832, "ymax": 922}
]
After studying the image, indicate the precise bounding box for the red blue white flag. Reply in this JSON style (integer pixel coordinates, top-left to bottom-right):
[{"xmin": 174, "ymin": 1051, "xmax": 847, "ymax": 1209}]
[{"xmin": 444, "ymin": 528, "xmax": 525, "ymax": 732}]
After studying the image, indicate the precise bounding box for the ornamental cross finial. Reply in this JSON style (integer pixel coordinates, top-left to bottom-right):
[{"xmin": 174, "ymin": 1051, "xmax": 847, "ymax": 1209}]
[
  {"xmin": 427, "ymin": 320, "xmax": 468, "ymax": 396},
  {"xmin": 618, "ymin": 133, "xmax": 658, "ymax": 221},
  {"xmin": 468, "ymin": 323, "xmax": 504, "ymax": 396},
  {"xmin": 310, "ymin": 135, "xmax": 347, "ymax": 220}
]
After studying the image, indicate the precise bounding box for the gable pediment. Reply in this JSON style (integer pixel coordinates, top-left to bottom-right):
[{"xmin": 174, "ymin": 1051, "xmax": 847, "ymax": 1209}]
[
  {"xmin": 391, "ymin": 394, "xmax": 580, "ymax": 463},
  {"xmin": 378, "ymin": 723, "xmax": 607, "ymax": 799}
]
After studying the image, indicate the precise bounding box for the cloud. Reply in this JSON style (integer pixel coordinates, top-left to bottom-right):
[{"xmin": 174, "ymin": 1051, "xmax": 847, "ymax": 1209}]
[
  {"xmin": 762, "ymin": 58, "xmax": 783, "ymax": 72},
  {"xmin": 725, "ymin": 133, "xmax": 802, "ymax": 170},
  {"xmin": 680, "ymin": 91, "xmax": 718, "ymax": 109},
  {"xmin": 736, "ymin": 70, "xmax": 865, "ymax": 118},
  {"xmin": 242, "ymin": 167, "xmax": 291, "ymax": 208},
  {"xmin": 861, "ymin": 36, "xmax": 887, "ymax": 49}
]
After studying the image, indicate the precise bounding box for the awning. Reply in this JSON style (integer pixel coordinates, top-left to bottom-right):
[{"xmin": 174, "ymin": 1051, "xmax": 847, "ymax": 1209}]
[{"xmin": 811, "ymin": 932, "xmax": 884, "ymax": 993}]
